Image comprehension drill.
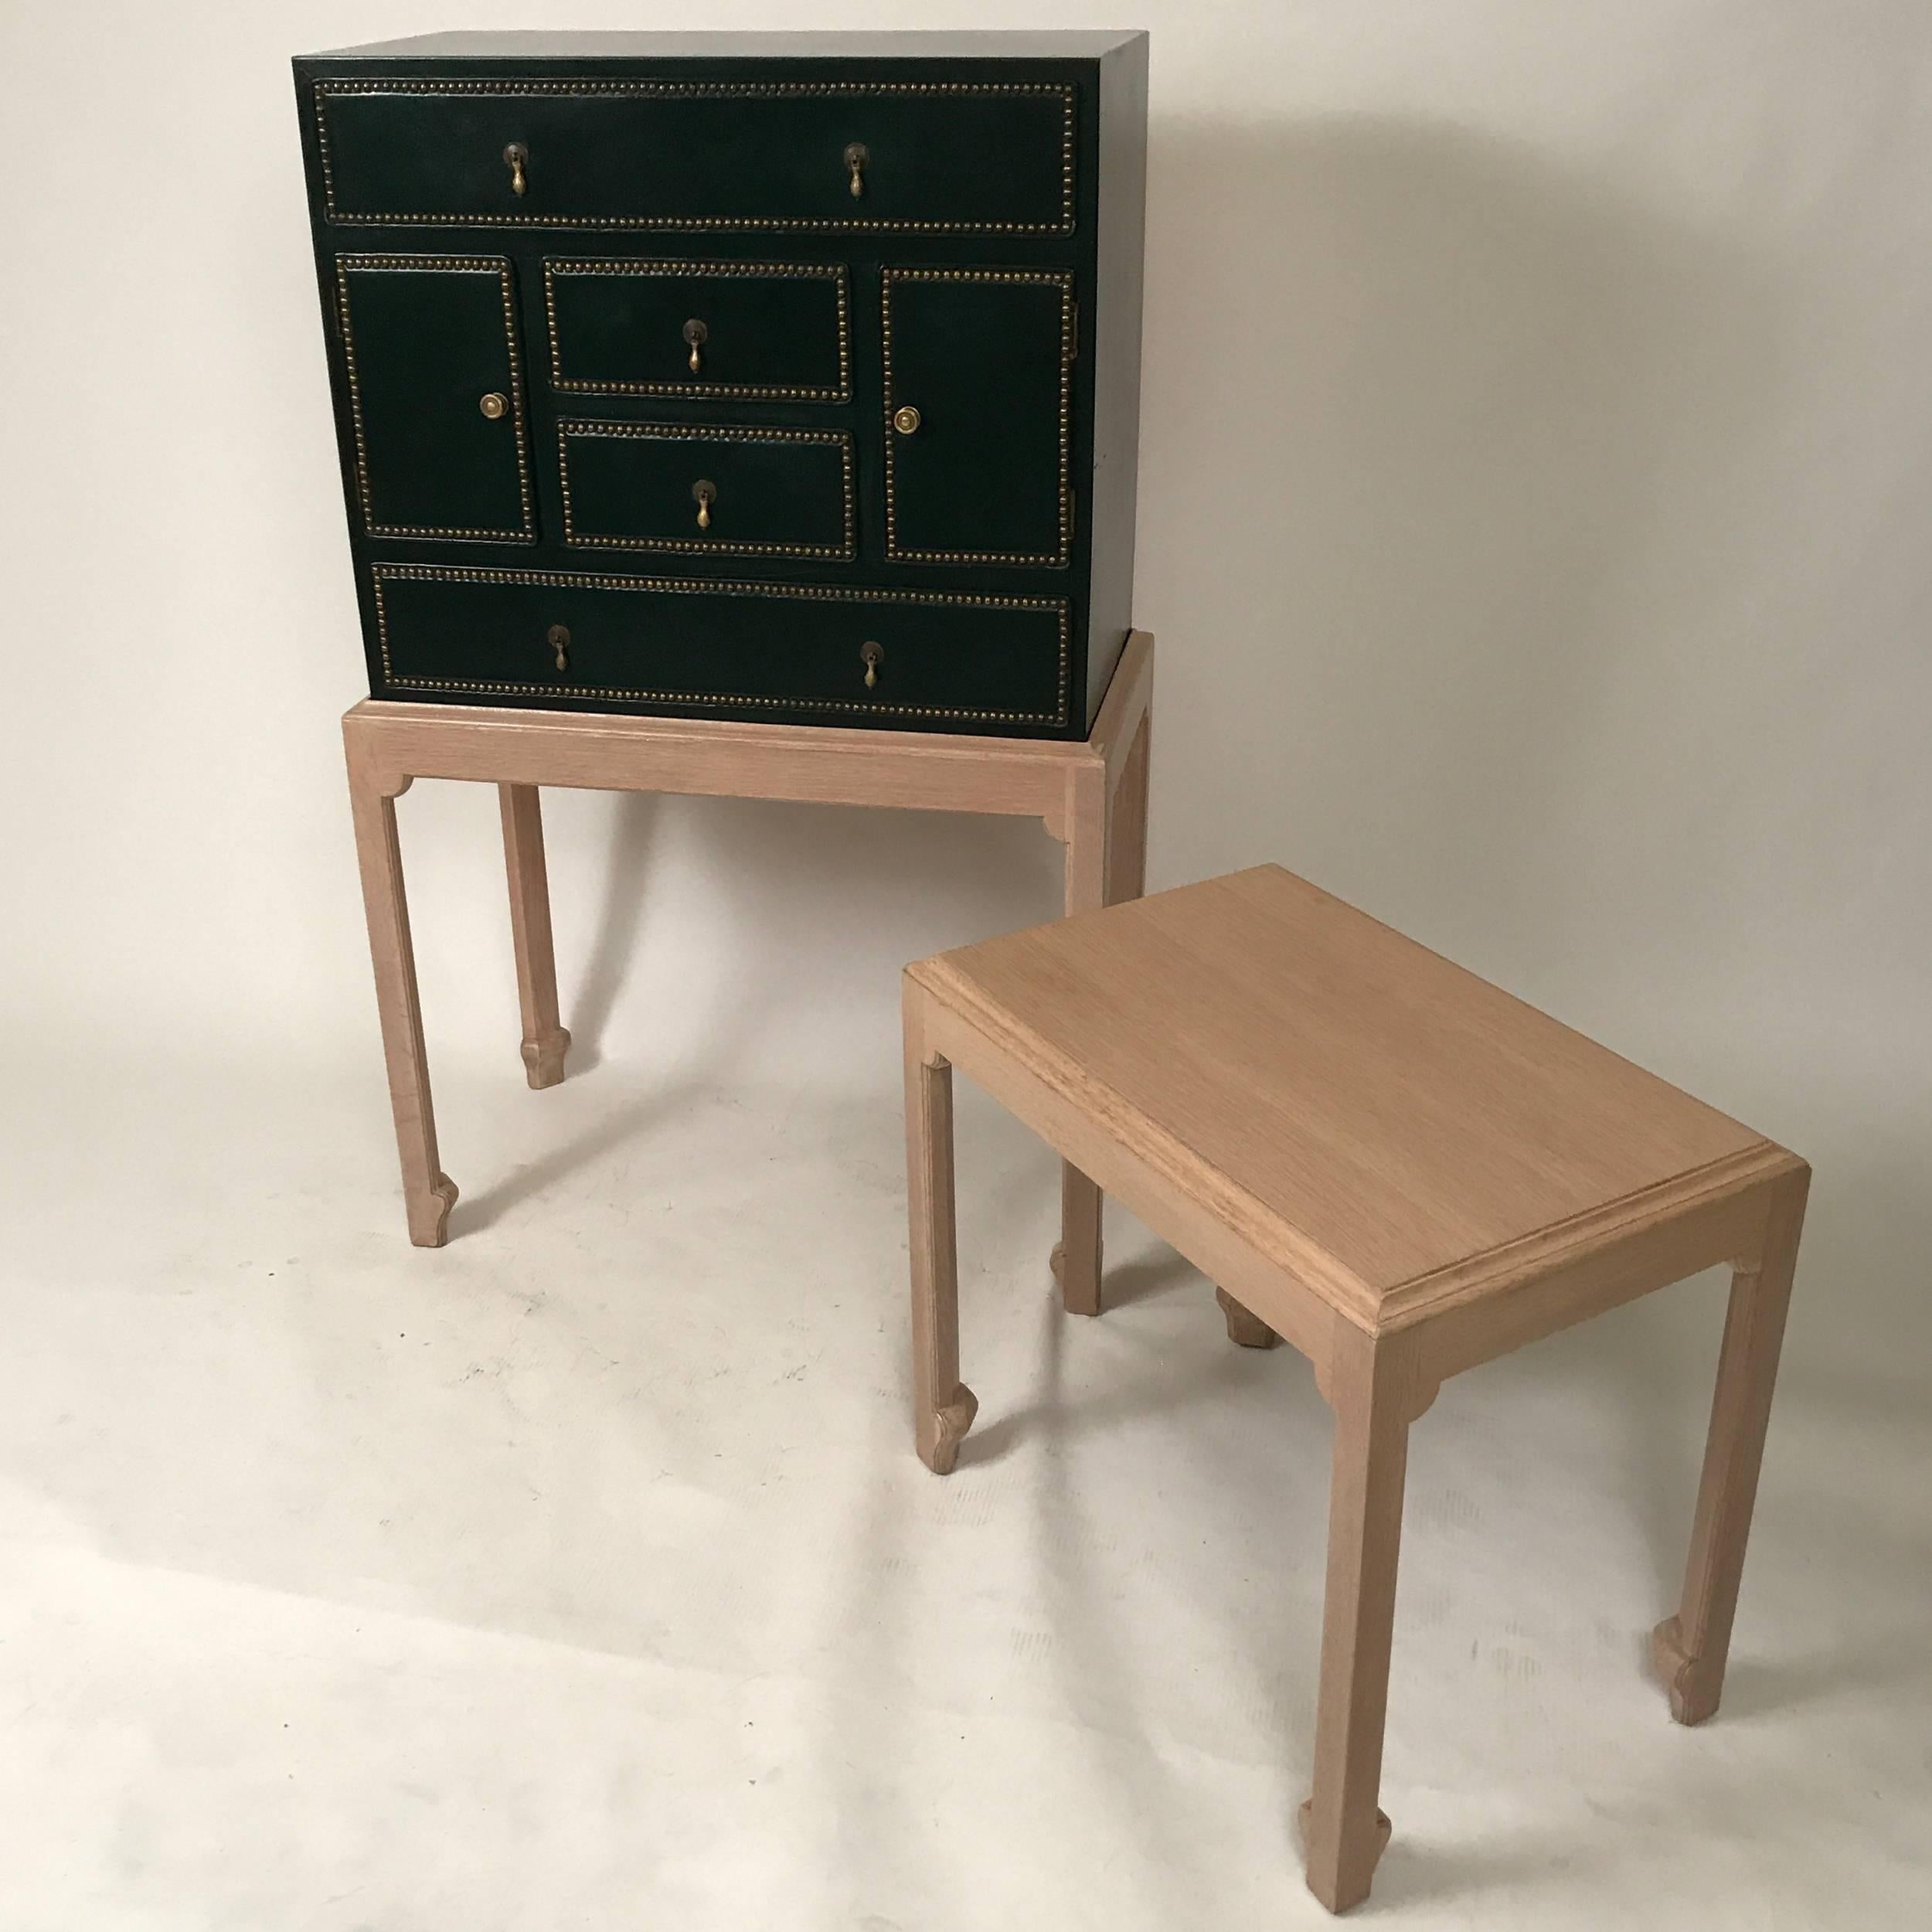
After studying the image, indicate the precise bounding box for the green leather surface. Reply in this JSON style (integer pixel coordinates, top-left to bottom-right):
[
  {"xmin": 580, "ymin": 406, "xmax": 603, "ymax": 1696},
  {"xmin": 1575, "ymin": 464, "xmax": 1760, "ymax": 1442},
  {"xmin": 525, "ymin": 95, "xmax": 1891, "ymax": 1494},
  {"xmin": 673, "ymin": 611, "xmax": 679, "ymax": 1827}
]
[
  {"xmin": 885, "ymin": 274, "xmax": 1070, "ymax": 563},
  {"xmin": 375, "ymin": 566, "xmax": 1070, "ymax": 726},
  {"xmin": 548, "ymin": 260, "xmax": 847, "ymax": 397},
  {"xmin": 561, "ymin": 423, "xmax": 852, "ymax": 556},
  {"xmin": 295, "ymin": 41, "xmax": 1141, "ymax": 738},
  {"xmin": 338, "ymin": 259, "xmax": 529, "ymax": 539},
  {"xmin": 318, "ymin": 84, "xmax": 1070, "ymax": 230}
]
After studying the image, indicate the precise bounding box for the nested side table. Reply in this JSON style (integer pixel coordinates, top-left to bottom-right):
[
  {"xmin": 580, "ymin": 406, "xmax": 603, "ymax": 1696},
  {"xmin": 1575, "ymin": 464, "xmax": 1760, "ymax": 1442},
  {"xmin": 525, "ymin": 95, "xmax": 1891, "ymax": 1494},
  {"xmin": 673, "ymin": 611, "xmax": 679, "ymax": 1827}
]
[
  {"xmin": 342, "ymin": 632, "xmax": 1153, "ymax": 1303},
  {"xmin": 903, "ymin": 863, "xmax": 1808, "ymax": 1913}
]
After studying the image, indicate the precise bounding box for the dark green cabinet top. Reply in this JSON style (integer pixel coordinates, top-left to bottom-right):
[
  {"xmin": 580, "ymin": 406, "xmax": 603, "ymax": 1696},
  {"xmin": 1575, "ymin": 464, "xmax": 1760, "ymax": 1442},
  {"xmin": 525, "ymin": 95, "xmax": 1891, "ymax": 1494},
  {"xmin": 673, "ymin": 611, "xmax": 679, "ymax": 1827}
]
[{"xmin": 295, "ymin": 29, "xmax": 1147, "ymax": 740}]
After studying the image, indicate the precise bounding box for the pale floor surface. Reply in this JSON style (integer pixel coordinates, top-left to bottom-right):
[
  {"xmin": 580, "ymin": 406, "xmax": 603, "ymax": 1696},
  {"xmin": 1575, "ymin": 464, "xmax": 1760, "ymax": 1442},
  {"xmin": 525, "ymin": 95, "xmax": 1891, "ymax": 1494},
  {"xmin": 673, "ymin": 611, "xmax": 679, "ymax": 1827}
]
[{"xmin": 2, "ymin": 1047, "xmax": 1928, "ymax": 1931}]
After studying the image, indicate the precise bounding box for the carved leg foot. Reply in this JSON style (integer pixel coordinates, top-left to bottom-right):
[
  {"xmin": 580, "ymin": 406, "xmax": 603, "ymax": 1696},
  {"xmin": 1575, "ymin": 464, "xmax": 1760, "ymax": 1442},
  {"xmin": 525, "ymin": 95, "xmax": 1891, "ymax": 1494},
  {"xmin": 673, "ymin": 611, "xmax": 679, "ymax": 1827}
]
[
  {"xmin": 1651, "ymin": 1614, "xmax": 1720, "ymax": 1726},
  {"xmin": 919, "ymin": 1384, "xmax": 980, "ymax": 1476},
  {"xmin": 406, "ymin": 1173, "xmax": 460, "ymax": 1250},
  {"xmin": 520, "ymin": 1026, "xmax": 572, "ymax": 1091},
  {"xmin": 1298, "ymin": 1801, "xmax": 1392, "ymax": 1913},
  {"xmin": 1216, "ymin": 1286, "xmax": 1279, "ymax": 1349}
]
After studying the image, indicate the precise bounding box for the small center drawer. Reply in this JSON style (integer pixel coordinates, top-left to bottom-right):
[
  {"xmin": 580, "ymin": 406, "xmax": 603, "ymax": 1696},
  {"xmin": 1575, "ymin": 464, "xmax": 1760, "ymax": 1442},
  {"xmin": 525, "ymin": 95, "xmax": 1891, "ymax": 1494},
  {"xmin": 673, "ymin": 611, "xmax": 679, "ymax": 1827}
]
[
  {"xmin": 546, "ymin": 258, "xmax": 849, "ymax": 402},
  {"xmin": 370, "ymin": 563, "xmax": 1070, "ymax": 728},
  {"xmin": 313, "ymin": 80, "xmax": 1075, "ymax": 233},
  {"xmin": 559, "ymin": 421, "xmax": 855, "ymax": 560}
]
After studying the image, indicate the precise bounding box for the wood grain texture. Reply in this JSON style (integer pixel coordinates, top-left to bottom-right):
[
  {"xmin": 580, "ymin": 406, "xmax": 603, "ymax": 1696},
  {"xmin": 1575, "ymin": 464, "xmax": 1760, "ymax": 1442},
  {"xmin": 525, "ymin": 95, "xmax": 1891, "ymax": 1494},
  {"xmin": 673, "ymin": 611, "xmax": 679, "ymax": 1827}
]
[
  {"xmin": 913, "ymin": 864, "xmax": 1777, "ymax": 1329},
  {"xmin": 498, "ymin": 784, "xmax": 570, "ymax": 1089}
]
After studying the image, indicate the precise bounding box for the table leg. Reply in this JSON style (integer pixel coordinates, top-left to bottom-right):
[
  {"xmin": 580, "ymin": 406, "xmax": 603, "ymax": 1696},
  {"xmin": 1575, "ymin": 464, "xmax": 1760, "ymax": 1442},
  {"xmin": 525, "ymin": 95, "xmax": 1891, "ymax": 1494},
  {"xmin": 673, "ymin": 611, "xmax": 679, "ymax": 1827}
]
[
  {"xmin": 1653, "ymin": 1165, "xmax": 1809, "ymax": 1724},
  {"xmin": 1303, "ymin": 1331, "xmax": 1413, "ymax": 1913},
  {"xmin": 346, "ymin": 759, "xmax": 457, "ymax": 1248},
  {"xmin": 498, "ymin": 784, "xmax": 571, "ymax": 1090},
  {"xmin": 906, "ymin": 990, "xmax": 977, "ymax": 1475},
  {"xmin": 1216, "ymin": 1286, "xmax": 1280, "ymax": 1349},
  {"xmin": 1108, "ymin": 709, "xmax": 1151, "ymax": 906},
  {"xmin": 1050, "ymin": 744, "xmax": 1134, "ymax": 1317}
]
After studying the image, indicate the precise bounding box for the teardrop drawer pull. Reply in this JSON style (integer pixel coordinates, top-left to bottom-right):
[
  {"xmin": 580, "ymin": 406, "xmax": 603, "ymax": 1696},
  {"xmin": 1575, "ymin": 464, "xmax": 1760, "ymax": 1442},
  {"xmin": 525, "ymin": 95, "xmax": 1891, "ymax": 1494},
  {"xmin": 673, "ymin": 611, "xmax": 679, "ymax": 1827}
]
[
  {"xmin": 692, "ymin": 479, "xmax": 716, "ymax": 530},
  {"xmin": 503, "ymin": 142, "xmax": 529, "ymax": 196},
  {"xmin": 860, "ymin": 639, "xmax": 884, "ymax": 689},
  {"xmin": 546, "ymin": 623, "xmax": 570, "ymax": 672},
  {"xmin": 844, "ymin": 141, "xmax": 869, "ymax": 198},
  {"xmin": 682, "ymin": 317, "xmax": 708, "ymax": 374}
]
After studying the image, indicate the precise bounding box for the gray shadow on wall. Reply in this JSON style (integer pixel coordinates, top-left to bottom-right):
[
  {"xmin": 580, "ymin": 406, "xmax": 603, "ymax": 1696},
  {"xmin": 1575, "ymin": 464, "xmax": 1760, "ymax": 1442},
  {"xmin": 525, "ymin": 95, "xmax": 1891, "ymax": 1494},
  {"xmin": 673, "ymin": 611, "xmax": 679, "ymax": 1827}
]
[{"xmin": 1138, "ymin": 114, "xmax": 1783, "ymax": 972}]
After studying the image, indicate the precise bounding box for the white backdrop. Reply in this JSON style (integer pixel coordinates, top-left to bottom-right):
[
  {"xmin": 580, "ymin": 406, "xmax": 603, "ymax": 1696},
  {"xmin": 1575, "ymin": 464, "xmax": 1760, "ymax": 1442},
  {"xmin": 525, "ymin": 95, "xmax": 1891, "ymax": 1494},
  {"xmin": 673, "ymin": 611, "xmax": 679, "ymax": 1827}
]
[
  {"xmin": 5, "ymin": 0, "xmax": 1926, "ymax": 1373},
  {"xmin": 4, "ymin": 5, "xmax": 1931, "ymax": 1925}
]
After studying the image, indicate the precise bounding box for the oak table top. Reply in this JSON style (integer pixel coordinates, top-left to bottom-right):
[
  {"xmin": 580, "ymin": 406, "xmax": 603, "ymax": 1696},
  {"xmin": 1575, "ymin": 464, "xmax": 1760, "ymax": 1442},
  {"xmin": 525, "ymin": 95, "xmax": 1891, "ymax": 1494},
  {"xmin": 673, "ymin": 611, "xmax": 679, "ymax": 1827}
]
[{"xmin": 909, "ymin": 863, "xmax": 1786, "ymax": 1334}]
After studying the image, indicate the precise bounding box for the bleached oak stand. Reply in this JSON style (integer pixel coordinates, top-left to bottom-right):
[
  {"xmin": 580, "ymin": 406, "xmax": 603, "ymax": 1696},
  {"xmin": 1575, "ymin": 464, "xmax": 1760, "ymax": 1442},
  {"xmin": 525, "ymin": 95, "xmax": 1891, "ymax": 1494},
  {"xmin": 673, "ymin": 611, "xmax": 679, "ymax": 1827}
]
[
  {"xmin": 903, "ymin": 863, "xmax": 1809, "ymax": 1914},
  {"xmin": 342, "ymin": 631, "xmax": 1153, "ymax": 1304}
]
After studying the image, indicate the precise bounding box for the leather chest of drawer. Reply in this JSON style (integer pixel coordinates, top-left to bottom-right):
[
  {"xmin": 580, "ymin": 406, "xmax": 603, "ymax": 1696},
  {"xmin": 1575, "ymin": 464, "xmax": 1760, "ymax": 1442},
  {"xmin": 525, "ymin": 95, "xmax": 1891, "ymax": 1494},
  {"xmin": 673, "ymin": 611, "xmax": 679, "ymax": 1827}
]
[{"xmin": 294, "ymin": 31, "xmax": 1148, "ymax": 740}]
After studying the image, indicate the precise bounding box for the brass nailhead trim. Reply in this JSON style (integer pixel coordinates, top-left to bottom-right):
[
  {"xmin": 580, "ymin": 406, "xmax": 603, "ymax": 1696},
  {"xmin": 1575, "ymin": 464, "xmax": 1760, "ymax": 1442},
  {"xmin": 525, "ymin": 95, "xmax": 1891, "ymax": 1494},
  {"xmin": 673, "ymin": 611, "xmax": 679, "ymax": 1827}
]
[
  {"xmin": 544, "ymin": 258, "xmax": 852, "ymax": 403},
  {"xmin": 313, "ymin": 80, "xmax": 1077, "ymax": 236},
  {"xmin": 335, "ymin": 253, "xmax": 536, "ymax": 543},
  {"xmin": 369, "ymin": 562, "xmax": 1070, "ymax": 726},
  {"xmin": 556, "ymin": 420, "xmax": 856, "ymax": 560},
  {"xmin": 880, "ymin": 267, "xmax": 1075, "ymax": 570}
]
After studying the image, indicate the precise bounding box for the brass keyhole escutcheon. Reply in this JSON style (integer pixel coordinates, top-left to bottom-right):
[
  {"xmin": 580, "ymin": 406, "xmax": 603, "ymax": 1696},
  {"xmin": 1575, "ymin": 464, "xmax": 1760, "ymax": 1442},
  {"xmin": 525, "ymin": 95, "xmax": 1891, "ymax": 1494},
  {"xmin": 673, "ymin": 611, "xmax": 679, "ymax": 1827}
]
[
  {"xmin": 682, "ymin": 317, "xmax": 708, "ymax": 374},
  {"xmin": 503, "ymin": 142, "xmax": 529, "ymax": 196},
  {"xmin": 859, "ymin": 639, "xmax": 884, "ymax": 689},
  {"xmin": 844, "ymin": 141, "xmax": 869, "ymax": 198},
  {"xmin": 546, "ymin": 623, "xmax": 570, "ymax": 672},
  {"xmin": 692, "ymin": 478, "xmax": 716, "ymax": 530},
  {"xmin": 478, "ymin": 391, "xmax": 509, "ymax": 420},
  {"xmin": 892, "ymin": 404, "xmax": 921, "ymax": 436}
]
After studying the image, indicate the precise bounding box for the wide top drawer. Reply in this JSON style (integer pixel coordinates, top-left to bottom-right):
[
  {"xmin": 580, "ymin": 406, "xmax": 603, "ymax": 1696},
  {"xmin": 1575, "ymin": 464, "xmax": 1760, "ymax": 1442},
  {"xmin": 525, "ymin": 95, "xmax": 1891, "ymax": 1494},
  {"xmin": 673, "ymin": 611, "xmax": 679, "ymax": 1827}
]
[{"xmin": 311, "ymin": 78, "xmax": 1076, "ymax": 233}]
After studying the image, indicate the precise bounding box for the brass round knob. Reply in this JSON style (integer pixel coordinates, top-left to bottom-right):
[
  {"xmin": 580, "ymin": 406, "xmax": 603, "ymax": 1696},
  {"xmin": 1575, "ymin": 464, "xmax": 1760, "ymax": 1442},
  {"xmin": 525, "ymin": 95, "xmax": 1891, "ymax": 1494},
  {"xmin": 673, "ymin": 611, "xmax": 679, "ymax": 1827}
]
[
  {"xmin": 478, "ymin": 392, "xmax": 509, "ymax": 420},
  {"xmin": 892, "ymin": 405, "xmax": 921, "ymax": 436}
]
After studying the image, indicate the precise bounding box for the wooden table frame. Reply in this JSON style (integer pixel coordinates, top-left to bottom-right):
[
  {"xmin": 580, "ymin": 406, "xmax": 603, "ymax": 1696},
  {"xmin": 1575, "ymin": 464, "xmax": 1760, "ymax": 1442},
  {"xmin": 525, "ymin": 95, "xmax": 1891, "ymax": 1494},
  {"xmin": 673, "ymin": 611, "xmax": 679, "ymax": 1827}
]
[
  {"xmin": 902, "ymin": 929, "xmax": 1808, "ymax": 1913},
  {"xmin": 342, "ymin": 631, "xmax": 1154, "ymax": 1287}
]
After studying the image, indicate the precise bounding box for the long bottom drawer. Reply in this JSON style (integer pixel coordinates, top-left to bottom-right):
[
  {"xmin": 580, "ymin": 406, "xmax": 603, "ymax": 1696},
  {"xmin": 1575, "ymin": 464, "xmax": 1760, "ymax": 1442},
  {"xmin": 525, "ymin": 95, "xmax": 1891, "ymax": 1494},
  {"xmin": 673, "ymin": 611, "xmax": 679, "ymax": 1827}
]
[{"xmin": 369, "ymin": 563, "xmax": 1072, "ymax": 730}]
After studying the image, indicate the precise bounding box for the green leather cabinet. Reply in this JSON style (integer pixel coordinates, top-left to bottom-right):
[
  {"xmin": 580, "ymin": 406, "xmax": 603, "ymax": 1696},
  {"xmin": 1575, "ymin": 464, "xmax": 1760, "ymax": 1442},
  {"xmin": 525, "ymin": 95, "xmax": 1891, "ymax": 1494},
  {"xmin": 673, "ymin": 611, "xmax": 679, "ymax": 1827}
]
[{"xmin": 294, "ymin": 30, "xmax": 1148, "ymax": 740}]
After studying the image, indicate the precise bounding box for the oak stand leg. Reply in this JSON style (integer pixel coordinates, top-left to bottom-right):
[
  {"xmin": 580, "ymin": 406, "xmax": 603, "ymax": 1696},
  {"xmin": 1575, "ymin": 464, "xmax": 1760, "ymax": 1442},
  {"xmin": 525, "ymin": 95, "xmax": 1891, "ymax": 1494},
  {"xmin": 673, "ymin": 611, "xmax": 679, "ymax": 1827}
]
[
  {"xmin": 1302, "ymin": 1333, "xmax": 1412, "ymax": 1913},
  {"xmin": 906, "ymin": 998, "xmax": 978, "ymax": 1475},
  {"xmin": 346, "ymin": 764, "xmax": 457, "ymax": 1249},
  {"xmin": 1107, "ymin": 709, "xmax": 1151, "ymax": 906},
  {"xmin": 498, "ymin": 784, "xmax": 571, "ymax": 1090},
  {"xmin": 1049, "ymin": 734, "xmax": 1146, "ymax": 1318},
  {"xmin": 1653, "ymin": 1166, "xmax": 1809, "ymax": 1725},
  {"xmin": 1216, "ymin": 1286, "xmax": 1280, "ymax": 1349}
]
